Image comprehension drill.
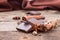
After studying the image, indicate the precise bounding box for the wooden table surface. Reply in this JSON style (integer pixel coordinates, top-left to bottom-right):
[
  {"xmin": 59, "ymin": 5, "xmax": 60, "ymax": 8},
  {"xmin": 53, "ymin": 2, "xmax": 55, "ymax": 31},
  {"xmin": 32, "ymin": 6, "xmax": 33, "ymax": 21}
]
[{"xmin": 0, "ymin": 10, "xmax": 60, "ymax": 40}]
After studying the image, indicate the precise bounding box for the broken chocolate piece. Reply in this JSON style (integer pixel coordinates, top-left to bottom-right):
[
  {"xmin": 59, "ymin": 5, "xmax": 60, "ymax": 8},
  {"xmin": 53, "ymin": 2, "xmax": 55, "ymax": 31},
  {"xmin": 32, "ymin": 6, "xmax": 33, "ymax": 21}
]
[
  {"xmin": 27, "ymin": 18, "xmax": 45, "ymax": 26},
  {"xmin": 27, "ymin": 18, "xmax": 45, "ymax": 33},
  {"xmin": 16, "ymin": 22, "xmax": 32, "ymax": 32},
  {"xmin": 22, "ymin": 15, "xmax": 45, "ymax": 21}
]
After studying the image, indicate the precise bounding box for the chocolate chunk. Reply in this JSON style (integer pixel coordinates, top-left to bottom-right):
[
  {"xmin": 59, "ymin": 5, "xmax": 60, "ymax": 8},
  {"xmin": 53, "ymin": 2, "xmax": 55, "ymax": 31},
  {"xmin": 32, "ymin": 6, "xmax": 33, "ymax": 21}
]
[
  {"xmin": 13, "ymin": 16, "xmax": 20, "ymax": 20},
  {"xmin": 16, "ymin": 22, "xmax": 32, "ymax": 32}
]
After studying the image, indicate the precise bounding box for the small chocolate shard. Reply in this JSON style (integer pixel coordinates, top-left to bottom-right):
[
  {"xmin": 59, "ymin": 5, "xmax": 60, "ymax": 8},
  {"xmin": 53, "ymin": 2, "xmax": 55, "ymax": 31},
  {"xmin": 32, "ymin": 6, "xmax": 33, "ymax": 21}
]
[{"xmin": 13, "ymin": 16, "xmax": 20, "ymax": 20}]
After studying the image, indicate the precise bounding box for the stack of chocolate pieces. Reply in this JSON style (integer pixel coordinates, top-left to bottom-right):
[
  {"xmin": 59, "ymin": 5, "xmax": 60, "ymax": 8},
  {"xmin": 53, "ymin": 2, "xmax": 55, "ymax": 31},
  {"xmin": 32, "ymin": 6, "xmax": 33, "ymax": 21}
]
[{"xmin": 16, "ymin": 11, "xmax": 57, "ymax": 35}]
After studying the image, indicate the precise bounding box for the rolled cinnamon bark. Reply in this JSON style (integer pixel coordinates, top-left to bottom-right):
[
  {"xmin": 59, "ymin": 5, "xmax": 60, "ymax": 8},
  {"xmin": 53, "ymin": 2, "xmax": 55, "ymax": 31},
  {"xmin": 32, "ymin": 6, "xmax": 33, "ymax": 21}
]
[{"xmin": 22, "ymin": 15, "xmax": 45, "ymax": 21}]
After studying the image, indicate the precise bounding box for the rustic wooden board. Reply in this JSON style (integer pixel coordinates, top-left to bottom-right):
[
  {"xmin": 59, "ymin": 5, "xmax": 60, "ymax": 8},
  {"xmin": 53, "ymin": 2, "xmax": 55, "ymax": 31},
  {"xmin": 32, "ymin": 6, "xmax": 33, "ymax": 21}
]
[{"xmin": 0, "ymin": 10, "xmax": 60, "ymax": 40}]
